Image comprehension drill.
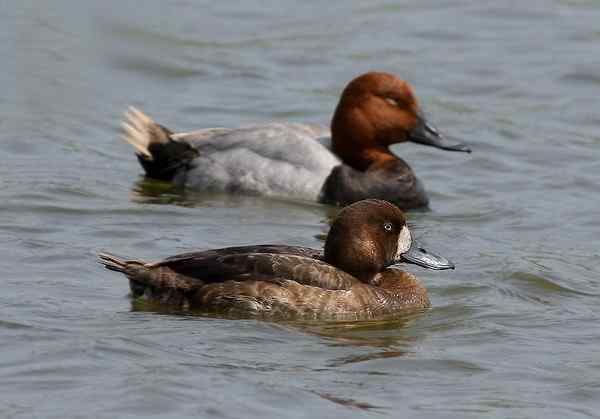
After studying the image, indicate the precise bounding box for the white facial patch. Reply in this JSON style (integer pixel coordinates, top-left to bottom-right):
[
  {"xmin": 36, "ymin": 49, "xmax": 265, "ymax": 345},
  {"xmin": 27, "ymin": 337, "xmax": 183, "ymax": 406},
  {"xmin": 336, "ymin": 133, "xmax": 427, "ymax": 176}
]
[{"xmin": 395, "ymin": 226, "xmax": 412, "ymax": 258}]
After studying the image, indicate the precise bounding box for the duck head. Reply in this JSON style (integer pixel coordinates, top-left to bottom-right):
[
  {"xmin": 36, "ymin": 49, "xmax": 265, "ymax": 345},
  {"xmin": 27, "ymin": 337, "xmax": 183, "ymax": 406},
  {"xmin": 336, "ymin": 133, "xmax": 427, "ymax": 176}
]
[
  {"xmin": 324, "ymin": 199, "xmax": 454, "ymax": 283},
  {"xmin": 331, "ymin": 72, "xmax": 470, "ymax": 171}
]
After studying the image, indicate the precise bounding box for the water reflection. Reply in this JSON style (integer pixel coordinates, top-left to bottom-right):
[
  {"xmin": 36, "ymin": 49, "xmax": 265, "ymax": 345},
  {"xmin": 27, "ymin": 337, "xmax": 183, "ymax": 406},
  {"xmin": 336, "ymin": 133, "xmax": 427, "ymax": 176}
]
[
  {"xmin": 130, "ymin": 298, "xmax": 426, "ymax": 350},
  {"xmin": 326, "ymin": 350, "xmax": 411, "ymax": 368},
  {"xmin": 130, "ymin": 175, "xmax": 335, "ymax": 241},
  {"xmin": 130, "ymin": 177, "xmax": 192, "ymax": 206},
  {"xmin": 131, "ymin": 176, "xmax": 335, "ymax": 214},
  {"xmin": 309, "ymin": 390, "xmax": 384, "ymax": 411}
]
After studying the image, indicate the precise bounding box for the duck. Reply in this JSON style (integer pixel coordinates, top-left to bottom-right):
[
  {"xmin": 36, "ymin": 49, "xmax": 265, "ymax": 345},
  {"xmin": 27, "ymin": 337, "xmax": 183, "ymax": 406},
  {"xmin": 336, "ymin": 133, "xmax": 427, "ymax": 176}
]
[
  {"xmin": 122, "ymin": 72, "xmax": 470, "ymax": 209},
  {"xmin": 98, "ymin": 199, "xmax": 455, "ymax": 319}
]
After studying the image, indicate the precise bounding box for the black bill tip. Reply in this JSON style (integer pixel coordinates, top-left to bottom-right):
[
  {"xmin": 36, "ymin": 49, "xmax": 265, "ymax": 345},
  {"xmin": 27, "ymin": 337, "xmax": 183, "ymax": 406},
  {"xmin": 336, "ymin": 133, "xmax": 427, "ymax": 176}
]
[
  {"xmin": 408, "ymin": 116, "xmax": 471, "ymax": 154},
  {"xmin": 438, "ymin": 139, "xmax": 472, "ymax": 153}
]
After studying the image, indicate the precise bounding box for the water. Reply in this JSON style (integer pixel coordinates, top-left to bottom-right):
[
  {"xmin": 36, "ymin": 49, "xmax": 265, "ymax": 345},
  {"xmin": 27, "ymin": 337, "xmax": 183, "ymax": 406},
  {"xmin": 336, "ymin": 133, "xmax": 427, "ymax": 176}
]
[{"xmin": 2, "ymin": 1, "xmax": 600, "ymax": 417}]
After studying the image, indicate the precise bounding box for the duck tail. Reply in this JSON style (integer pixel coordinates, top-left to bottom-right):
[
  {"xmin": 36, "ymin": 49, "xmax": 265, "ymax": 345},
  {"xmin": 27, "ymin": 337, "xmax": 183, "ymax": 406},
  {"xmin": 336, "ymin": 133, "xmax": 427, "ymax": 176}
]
[
  {"xmin": 121, "ymin": 107, "xmax": 198, "ymax": 181},
  {"xmin": 98, "ymin": 252, "xmax": 200, "ymax": 304},
  {"xmin": 98, "ymin": 252, "xmax": 146, "ymax": 274}
]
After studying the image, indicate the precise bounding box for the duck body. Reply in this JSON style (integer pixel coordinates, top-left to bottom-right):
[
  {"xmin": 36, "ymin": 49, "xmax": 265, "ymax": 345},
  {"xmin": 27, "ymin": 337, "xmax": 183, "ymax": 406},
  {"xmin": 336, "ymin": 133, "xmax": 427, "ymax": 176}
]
[
  {"xmin": 162, "ymin": 122, "xmax": 426, "ymax": 207},
  {"xmin": 172, "ymin": 123, "xmax": 338, "ymax": 201},
  {"xmin": 100, "ymin": 245, "xmax": 429, "ymax": 319},
  {"xmin": 123, "ymin": 72, "xmax": 469, "ymax": 209},
  {"xmin": 99, "ymin": 200, "xmax": 455, "ymax": 319}
]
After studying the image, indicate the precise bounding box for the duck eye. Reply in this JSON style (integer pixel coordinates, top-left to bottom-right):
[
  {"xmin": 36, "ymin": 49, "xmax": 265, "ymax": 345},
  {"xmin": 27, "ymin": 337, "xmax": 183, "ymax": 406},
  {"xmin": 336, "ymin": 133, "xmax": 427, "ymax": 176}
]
[
  {"xmin": 383, "ymin": 222, "xmax": 393, "ymax": 232},
  {"xmin": 385, "ymin": 97, "xmax": 399, "ymax": 107}
]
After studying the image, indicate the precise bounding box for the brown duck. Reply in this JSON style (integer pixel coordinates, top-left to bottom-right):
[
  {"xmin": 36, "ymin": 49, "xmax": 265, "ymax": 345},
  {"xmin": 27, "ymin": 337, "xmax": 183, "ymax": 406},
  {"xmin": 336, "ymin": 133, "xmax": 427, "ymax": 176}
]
[{"xmin": 98, "ymin": 199, "xmax": 454, "ymax": 319}]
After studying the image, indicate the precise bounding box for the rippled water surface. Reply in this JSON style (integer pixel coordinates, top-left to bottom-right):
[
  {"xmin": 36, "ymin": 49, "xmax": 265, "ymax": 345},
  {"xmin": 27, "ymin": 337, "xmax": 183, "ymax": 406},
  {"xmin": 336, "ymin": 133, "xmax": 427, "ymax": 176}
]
[{"xmin": 3, "ymin": 1, "xmax": 600, "ymax": 418}]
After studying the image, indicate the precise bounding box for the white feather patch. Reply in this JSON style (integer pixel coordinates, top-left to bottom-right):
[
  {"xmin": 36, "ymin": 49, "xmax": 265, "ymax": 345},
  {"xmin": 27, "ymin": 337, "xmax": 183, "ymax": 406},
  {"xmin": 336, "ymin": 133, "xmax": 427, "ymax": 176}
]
[
  {"xmin": 395, "ymin": 226, "xmax": 412, "ymax": 257},
  {"xmin": 121, "ymin": 107, "xmax": 153, "ymax": 159}
]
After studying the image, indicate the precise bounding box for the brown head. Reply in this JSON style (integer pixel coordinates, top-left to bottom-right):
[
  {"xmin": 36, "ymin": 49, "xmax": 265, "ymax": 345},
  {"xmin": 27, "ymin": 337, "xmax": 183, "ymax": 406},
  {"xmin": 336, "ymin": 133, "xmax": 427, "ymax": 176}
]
[
  {"xmin": 323, "ymin": 199, "xmax": 454, "ymax": 283},
  {"xmin": 330, "ymin": 72, "xmax": 470, "ymax": 171}
]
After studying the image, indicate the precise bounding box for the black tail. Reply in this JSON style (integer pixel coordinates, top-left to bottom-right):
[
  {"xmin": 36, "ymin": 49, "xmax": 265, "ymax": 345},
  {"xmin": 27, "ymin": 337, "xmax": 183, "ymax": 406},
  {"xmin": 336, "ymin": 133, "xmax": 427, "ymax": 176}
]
[{"xmin": 122, "ymin": 107, "xmax": 198, "ymax": 181}]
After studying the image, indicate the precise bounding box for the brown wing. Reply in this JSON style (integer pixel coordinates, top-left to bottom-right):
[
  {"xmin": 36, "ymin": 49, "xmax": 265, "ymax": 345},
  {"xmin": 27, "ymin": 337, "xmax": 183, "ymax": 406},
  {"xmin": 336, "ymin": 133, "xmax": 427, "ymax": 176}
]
[
  {"xmin": 147, "ymin": 245, "xmax": 357, "ymax": 290},
  {"xmin": 156, "ymin": 245, "xmax": 322, "ymax": 265}
]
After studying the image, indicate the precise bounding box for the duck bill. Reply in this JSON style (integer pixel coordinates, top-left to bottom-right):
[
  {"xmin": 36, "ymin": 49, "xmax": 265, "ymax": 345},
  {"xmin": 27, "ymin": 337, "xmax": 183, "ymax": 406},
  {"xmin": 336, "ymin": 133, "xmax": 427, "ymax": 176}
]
[
  {"xmin": 399, "ymin": 241, "xmax": 455, "ymax": 270},
  {"xmin": 408, "ymin": 115, "xmax": 471, "ymax": 153}
]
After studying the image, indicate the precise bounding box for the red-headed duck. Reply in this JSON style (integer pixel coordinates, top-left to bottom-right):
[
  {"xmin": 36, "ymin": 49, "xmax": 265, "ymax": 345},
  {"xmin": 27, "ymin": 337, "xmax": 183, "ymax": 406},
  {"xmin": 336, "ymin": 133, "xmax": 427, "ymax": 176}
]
[
  {"xmin": 98, "ymin": 199, "xmax": 454, "ymax": 319},
  {"xmin": 122, "ymin": 72, "xmax": 470, "ymax": 209}
]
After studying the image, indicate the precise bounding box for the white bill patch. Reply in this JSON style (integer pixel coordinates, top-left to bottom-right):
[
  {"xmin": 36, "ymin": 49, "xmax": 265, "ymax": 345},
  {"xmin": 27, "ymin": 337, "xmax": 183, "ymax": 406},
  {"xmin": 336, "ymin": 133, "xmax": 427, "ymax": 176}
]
[{"xmin": 395, "ymin": 226, "xmax": 412, "ymax": 258}]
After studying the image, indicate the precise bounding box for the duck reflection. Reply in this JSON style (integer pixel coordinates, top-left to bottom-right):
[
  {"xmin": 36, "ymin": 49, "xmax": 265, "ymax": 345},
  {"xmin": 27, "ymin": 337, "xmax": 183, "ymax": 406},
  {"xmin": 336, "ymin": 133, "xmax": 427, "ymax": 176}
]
[{"xmin": 130, "ymin": 176, "xmax": 191, "ymax": 206}]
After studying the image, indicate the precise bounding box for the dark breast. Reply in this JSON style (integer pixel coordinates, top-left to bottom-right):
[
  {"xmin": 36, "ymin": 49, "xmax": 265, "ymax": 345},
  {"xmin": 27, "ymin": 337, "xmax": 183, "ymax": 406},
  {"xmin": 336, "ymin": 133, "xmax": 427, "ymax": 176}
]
[{"xmin": 318, "ymin": 162, "xmax": 429, "ymax": 209}]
